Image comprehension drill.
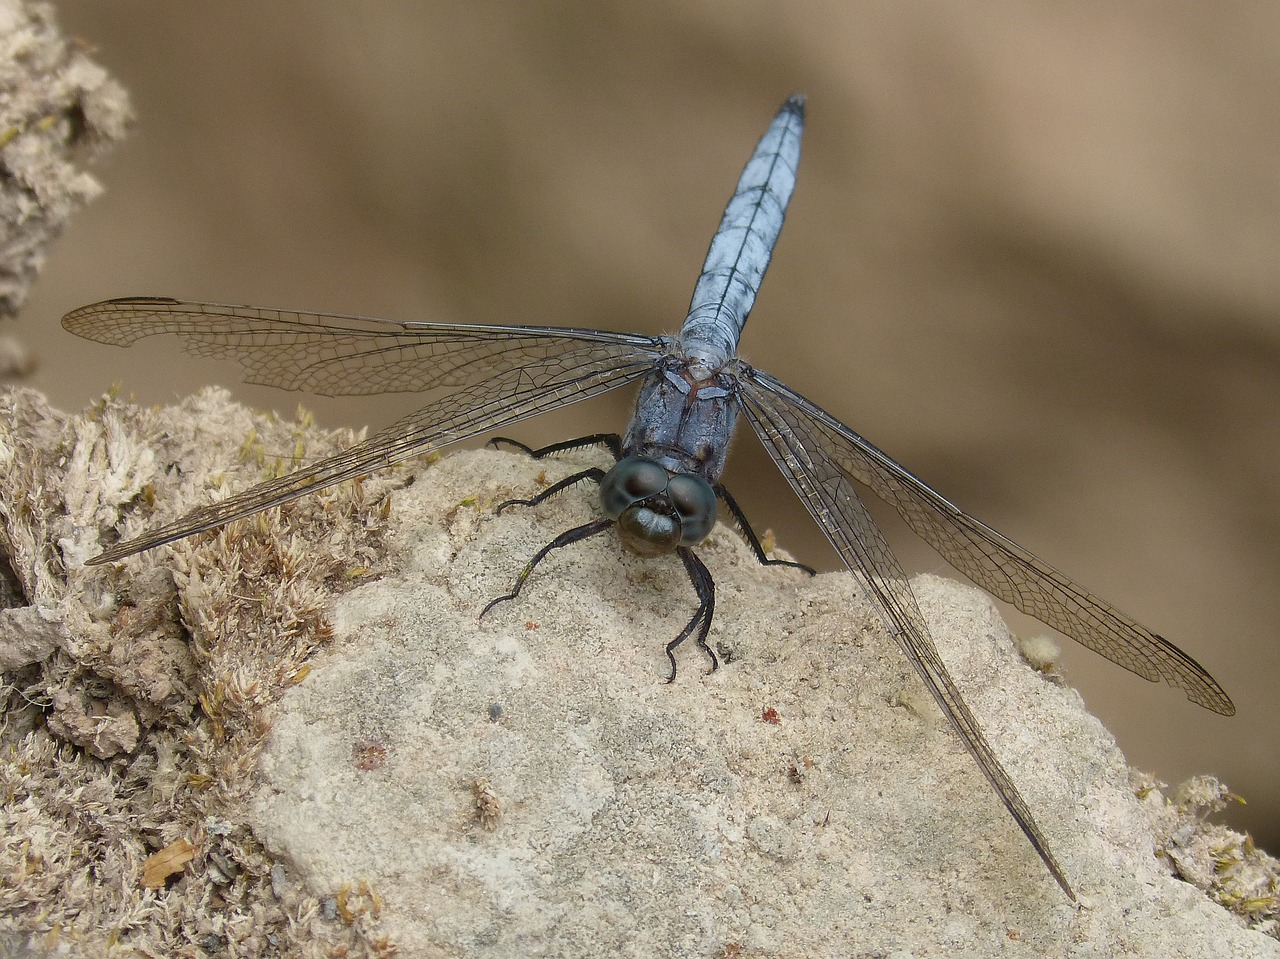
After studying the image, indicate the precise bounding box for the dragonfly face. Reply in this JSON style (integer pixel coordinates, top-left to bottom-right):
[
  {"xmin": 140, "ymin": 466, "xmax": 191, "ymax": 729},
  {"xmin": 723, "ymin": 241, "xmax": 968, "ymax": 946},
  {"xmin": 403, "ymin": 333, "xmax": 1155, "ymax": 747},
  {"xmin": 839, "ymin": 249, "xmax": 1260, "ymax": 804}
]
[
  {"xmin": 61, "ymin": 95, "xmax": 1235, "ymax": 902},
  {"xmin": 599, "ymin": 455, "xmax": 718, "ymax": 556}
]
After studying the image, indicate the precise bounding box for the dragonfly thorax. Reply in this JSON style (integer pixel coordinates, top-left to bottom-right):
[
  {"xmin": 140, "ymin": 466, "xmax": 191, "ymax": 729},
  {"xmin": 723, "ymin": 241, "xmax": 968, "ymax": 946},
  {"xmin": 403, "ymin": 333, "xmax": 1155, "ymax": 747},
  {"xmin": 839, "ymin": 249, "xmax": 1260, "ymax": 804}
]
[
  {"xmin": 622, "ymin": 357, "xmax": 740, "ymax": 483},
  {"xmin": 599, "ymin": 455, "xmax": 717, "ymax": 556}
]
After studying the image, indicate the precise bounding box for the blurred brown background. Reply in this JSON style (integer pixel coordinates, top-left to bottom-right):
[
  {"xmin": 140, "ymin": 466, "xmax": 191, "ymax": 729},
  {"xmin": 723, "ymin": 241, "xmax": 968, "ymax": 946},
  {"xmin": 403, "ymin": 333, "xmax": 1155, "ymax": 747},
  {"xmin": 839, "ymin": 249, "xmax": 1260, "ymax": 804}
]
[{"xmin": 14, "ymin": 4, "xmax": 1278, "ymax": 848}]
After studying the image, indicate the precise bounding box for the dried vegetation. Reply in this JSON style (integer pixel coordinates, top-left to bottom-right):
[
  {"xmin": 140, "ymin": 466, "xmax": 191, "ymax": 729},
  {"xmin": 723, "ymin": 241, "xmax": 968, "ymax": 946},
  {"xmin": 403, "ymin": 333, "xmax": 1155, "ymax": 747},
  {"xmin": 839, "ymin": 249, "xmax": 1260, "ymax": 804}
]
[
  {"xmin": 0, "ymin": 386, "xmax": 408, "ymax": 957},
  {"xmin": 1141, "ymin": 771, "xmax": 1279, "ymax": 935}
]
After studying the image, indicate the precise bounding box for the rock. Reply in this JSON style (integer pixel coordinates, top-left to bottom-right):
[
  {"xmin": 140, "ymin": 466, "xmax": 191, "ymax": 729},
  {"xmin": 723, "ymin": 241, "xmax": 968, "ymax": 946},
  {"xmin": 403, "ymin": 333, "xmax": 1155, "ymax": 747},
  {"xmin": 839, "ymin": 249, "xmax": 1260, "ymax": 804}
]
[{"xmin": 251, "ymin": 447, "xmax": 1278, "ymax": 958}]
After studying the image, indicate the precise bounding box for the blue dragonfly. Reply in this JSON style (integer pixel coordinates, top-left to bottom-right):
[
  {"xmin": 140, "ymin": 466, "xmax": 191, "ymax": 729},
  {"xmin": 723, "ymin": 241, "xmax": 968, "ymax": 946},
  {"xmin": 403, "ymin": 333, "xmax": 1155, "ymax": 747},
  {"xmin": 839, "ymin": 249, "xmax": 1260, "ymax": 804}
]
[{"xmin": 64, "ymin": 96, "xmax": 1234, "ymax": 900}]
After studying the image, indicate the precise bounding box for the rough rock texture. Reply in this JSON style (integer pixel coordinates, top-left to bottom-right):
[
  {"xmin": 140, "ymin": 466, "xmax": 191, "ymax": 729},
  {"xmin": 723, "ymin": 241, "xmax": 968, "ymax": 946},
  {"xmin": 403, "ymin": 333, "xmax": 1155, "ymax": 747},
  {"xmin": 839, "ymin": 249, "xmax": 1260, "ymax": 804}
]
[
  {"xmin": 248, "ymin": 443, "xmax": 1279, "ymax": 958},
  {"xmin": 0, "ymin": 0, "xmax": 131, "ymax": 324},
  {"xmin": 0, "ymin": 386, "xmax": 1275, "ymax": 957}
]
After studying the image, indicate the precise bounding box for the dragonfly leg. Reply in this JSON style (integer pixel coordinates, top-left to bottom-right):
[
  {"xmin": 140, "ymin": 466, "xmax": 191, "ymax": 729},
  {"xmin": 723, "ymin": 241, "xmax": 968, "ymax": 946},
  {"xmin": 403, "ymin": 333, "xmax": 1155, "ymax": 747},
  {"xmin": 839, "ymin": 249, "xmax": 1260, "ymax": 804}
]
[
  {"xmin": 495, "ymin": 467, "xmax": 607, "ymax": 514},
  {"xmin": 666, "ymin": 547, "xmax": 717, "ymax": 683},
  {"xmin": 714, "ymin": 484, "xmax": 815, "ymax": 575},
  {"xmin": 487, "ymin": 433, "xmax": 624, "ymax": 460},
  {"xmin": 480, "ymin": 517, "xmax": 615, "ymax": 620}
]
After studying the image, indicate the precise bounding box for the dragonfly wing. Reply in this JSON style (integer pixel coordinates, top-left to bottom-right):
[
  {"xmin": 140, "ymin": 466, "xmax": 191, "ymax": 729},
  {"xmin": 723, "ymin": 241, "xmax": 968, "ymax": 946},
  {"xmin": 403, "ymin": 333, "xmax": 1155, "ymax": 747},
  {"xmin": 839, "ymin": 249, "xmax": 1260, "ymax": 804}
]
[
  {"xmin": 63, "ymin": 296, "xmax": 660, "ymax": 397},
  {"xmin": 739, "ymin": 372, "xmax": 1074, "ymax": 898},
  {"xmin": 740, "ymin": 369, "xmax": 1233, "ymax": 717},
  {"xmin": 68, "ymin": 298, "xmax": 663, "ymax": 562}
]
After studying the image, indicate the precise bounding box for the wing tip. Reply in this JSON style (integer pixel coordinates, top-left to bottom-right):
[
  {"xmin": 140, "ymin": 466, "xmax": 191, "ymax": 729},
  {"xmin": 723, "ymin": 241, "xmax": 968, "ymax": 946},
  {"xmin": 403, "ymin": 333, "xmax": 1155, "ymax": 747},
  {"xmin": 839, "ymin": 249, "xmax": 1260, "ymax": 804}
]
[
  {"xmin": 1190, "ymin": 686, "xmax": 1236, "ymax": 717},
  {"xmin": 62, "ymin": 295, "xmax": 185, "ymax": 343}
]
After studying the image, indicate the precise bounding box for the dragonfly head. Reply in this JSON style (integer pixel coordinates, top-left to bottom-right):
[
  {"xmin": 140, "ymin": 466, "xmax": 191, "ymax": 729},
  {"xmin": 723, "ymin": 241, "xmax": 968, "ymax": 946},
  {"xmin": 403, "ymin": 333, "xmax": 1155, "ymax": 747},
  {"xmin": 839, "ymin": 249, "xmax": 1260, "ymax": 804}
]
[{"xmin": 599, "ymin": 455, "xmax": 717, "ymax": 556}]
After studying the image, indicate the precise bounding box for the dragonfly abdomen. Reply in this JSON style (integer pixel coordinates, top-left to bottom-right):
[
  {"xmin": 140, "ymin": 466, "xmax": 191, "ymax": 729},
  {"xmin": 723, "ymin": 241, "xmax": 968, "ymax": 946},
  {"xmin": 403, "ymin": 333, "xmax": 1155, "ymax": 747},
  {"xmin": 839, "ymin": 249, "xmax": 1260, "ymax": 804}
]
[{"xmin": 678, "ymin": 95, "xmax": 804, "ymax": 376}]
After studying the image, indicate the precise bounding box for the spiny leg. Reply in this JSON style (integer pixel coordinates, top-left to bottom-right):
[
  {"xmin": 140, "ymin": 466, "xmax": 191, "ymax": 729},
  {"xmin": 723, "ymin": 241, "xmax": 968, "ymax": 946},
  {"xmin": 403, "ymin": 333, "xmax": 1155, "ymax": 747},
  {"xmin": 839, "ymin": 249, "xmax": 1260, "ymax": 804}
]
[
  {"xmin": 480, "ymin": 517, "xmax": 615, "ymax": 619},
  {"xmin": 666, "ymin": 546, "xmax": 717, "ymax": 683},
  {"xmin": 487, "ymin": 433, "xmax": 624, "ymax": 461},
  {"xmin": 484, "ymin": 438, "xmax": 615, "ymax": 622},
  {"xmin": 715, "ymin": 484, "xmax": 815, "ymax": 575},
  {"xmin": 495, "ymin": 467, "xmax": 607, "ymax": 513}
]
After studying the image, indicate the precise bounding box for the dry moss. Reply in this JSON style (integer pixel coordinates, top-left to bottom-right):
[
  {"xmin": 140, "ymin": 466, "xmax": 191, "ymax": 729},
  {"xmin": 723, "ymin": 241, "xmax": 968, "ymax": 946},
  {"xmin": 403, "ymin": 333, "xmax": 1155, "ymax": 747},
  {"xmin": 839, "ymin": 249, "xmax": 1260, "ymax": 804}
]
[
  {"xmin": 1138, "ymin": 770, "xmax": 1279, "ymax": 937},
  {"xmin": 0, "ymin": 1, "xmax": 132, "ymax": 320},
  {"xmin": 0, "ymin": 386, "xmax": 411, "ymax": 957}
]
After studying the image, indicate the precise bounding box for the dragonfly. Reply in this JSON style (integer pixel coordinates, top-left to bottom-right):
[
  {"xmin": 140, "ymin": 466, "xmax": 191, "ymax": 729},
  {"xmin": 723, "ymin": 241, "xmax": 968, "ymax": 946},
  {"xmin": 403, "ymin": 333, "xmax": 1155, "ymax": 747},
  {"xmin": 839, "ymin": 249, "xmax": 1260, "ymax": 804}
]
[{"xmin": 64, "ymin": 96, "xmax": 1234, "ymax": 901}]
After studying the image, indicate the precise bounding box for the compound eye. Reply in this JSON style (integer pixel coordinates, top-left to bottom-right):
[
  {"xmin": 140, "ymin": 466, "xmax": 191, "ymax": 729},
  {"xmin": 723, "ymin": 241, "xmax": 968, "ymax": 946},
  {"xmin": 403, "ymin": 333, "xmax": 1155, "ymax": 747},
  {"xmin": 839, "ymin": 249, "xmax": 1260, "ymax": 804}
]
[
  {"xmin": 622, "ymin": 458, "xmax": 668, "ymax": 497},
  {"xmin": 600, "ymin": 456, "xmax": 670, "ymax": 519},
  {"xmin": 666, "ymin": 475, "xmax": 716, "ymax": 545}
]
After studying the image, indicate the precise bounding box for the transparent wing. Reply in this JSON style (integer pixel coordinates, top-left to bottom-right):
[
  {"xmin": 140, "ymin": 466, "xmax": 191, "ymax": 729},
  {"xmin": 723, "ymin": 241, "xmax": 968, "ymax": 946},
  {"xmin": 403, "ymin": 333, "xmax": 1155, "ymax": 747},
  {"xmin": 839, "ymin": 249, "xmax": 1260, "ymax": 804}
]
[
  {"xmin": 740, "ymin": 369, "xmax": 1234, "ymax": 717},
  {"xmin": 64, "ymin": 297, "xmax": 663, "ymax": 563},
  {"xmin": 738, "ymin": 372, "xmax": 1074, "ymax": 898},
  {"xmin": 63, "ymin": 296, "xmax": 661, "ymax": 396}
]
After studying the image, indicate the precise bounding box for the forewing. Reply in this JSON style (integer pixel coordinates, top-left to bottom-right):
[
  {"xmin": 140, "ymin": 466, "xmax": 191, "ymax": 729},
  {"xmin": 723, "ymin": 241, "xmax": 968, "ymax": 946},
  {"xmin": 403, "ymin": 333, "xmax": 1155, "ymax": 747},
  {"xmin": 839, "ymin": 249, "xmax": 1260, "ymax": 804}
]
[
  {"xmin": 741, "ymin": 370, "xmax": 1233, "ymax": 717},
  {"xmin": 66, "ymin": 298, "xmax": 662, "ymax": 562},
  {"xmin": 739, "ymin": 373, "xmax": 1073, "ymax": 898},
  {"xmin": 63, "ymin": 296, "xmax": 660, "ymax": 396}
]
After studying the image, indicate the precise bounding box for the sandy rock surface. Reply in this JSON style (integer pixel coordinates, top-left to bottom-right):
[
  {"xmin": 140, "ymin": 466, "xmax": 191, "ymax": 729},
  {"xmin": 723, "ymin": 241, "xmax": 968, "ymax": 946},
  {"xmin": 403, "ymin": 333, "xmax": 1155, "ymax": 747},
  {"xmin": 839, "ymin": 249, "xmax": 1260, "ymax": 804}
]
[{"xmin": 252, "ymin": 445, "xmax": 1277, "ymax": 958}]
